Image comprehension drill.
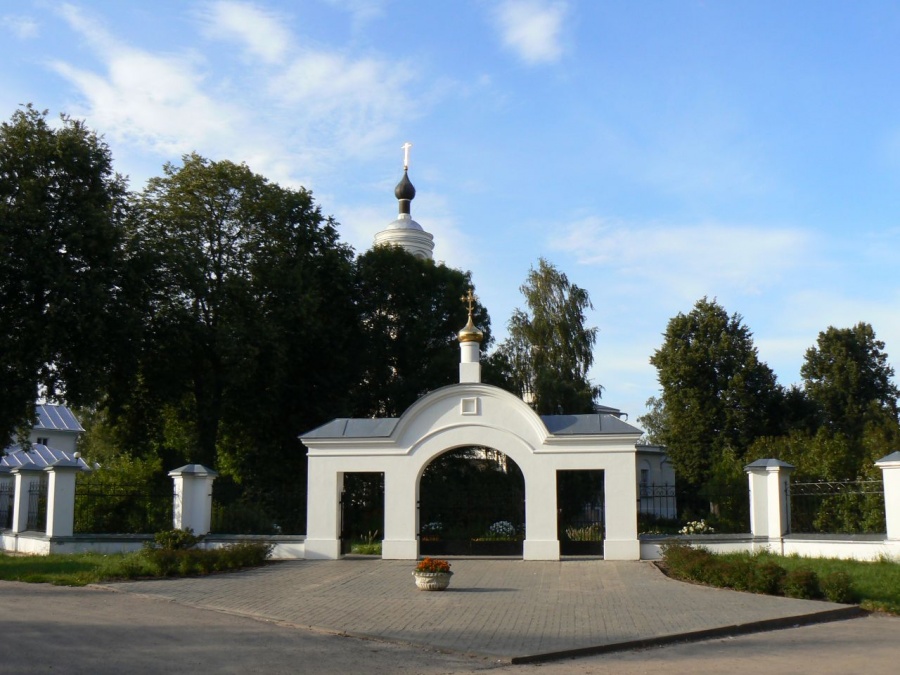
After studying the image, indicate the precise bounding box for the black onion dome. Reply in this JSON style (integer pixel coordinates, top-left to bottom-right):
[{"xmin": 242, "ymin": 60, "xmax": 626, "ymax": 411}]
[{"xmin": 394, "ymin": 170, "xmax": 416, "ymax": 201}]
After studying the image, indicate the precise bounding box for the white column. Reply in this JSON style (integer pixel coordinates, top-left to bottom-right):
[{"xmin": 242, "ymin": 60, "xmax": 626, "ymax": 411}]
[
  {"xmin": 44, "ymin": 460, "xmax": 82, "ymax": 537},
  {"xmin": 603, "ymin": 459, "xmax": 640, "ymax": 561},
  {"xmin": 523, "ymin": 468, "xmax": 560, "ymax": 560},
  {"xmin": 382, "ymin": 468, "xmax": 417, "ymax": 559},
  {"xmin": 875, "ymin": 451, "xmax": 900, "ymax": 541},
  {"xmin": 10, "ymin": 467, "xmax": 43, "ymax": 533},
  {"xmin": 305, "ymin": 465, "xmax": 343, "ymax": 559},
  {"xmin": 459, "ymin": 341, "xmax": 481, "ymax": 383},
  {"xmin": 168, "ymin": 464, "xmax": 217, "ymax": 535},
  {"xmin": 745, "ymin": 459, "xmax": 794, "ymax": 542}
]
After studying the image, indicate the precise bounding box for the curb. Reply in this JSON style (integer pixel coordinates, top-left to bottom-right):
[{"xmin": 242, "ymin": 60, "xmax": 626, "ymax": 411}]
[{"xmin": 510, "ymin": 605, "xmax": 867, "ymax": 664}]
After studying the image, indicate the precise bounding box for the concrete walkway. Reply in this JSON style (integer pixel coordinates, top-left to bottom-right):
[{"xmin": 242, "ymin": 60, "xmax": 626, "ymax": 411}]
[{"xmin": 104, "ymin": 558, "xmax": 860, "ymax": 662}]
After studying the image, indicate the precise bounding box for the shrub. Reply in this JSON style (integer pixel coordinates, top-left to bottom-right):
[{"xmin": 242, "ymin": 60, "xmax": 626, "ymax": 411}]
[
  {"xmin": 661, "ymin": 543, "xmax": 715, "ymax": 582},
  {"xmin": 749, "ymin": 561, "xmax": 787, "ymax": 595},
  {"xmin": 782, "ymin": 567, "xmax": 821, "ymax": 599},
  {"xmin": 820, "ymin": 571, "xmax": 857, "ymax": 603},
  {"xmin": 153, "ymin": 528, "xmax": 200, "ymax": 551}
]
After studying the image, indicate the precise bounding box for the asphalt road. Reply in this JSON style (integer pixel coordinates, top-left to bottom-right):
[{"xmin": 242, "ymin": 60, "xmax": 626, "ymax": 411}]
[{"xmin": 3, "ymin": 581, "xmax": 900, "ymax": 674}]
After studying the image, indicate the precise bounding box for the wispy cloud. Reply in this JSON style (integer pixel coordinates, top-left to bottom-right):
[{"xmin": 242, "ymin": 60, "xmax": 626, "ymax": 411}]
[
  {"xmin": 492, "ymin": 0, "xmax": 568, "ymax": 65},
  {"xmin": 323, "ymin": 0, "xmax": 386, "ymax": 27},
  {"xmin": 551, "ymin": 215, "xmax": 811, "ymax": 303},
  {"xmin": 43, "ymin": 2, "xmax": 424, "ymax": 188},
  {"xmin": 197, "ymin": 1, "xmax": 290, "ymax": 64},
  {"xmin": 2, "ymin": 14, "xmax": 39, "ymax": 39}
]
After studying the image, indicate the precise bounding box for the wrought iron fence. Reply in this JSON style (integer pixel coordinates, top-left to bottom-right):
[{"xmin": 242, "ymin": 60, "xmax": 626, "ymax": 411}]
[
  {"xmin": 74, "ymin": 481, "xmax": 173, "ymax": 534},
  {"xmin": 26, "ymin": 477, "xmax": 48, "ymax": 532},
  {"xmin": 636, "ymin": 483, "xmax": 750, "ymax": 533},
  {"xmin": 638, "ymin": 483, "xmax": 677, "ymax": 520},
  {"xmin": 789, "ymin": 480, "xmax": 885, "ymax": 534},
  {"xmin": 1, "ymin": 481, "xmax": 14, "ymax": 529},
  {"xmin": 210, "ymin": 478, "xmax": 306, "ymax": 535}
]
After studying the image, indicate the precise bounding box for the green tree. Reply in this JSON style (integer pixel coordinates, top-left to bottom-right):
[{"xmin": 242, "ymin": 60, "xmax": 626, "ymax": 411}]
[
  {"xmin": 648, "ymin": 297, "xmax": 781, "ymax": 487},
  {"xmin": 496, "ymin": 258, "xmax": 600, "ymax": 415},
  {"xmin": 352, "ymin": 245, "xmax": 491, "ymax": 417},
  {"xmin": 120, "ymin": 153, "xmax": 357, "ymax": 482},
  {"xmin": 0, "ymin": 106, "xmax": 131, "ymax": 445},
  {"xmin": 801, "ymin": 323, "xmax": 899, "ymax": 440}
]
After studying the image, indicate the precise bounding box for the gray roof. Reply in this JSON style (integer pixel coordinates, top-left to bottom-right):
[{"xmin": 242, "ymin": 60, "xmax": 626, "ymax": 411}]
[
  {"xmin": 303, "ymin": 413, "xmax": 641, "ymax": 440},
  {"xmin": 0, "ymin": 444, "xmax": 90, "ymax": 470},
  {"xmin": 34, "ymin": 404, "xmax": 84, "ymax": 433},
  {"xmin": 303, "ymin": 418, "xmax": 400, "ymax": 439},
  {"xmin": 540, "ymin": 414, "xmax": 642, "ymax": 435}
]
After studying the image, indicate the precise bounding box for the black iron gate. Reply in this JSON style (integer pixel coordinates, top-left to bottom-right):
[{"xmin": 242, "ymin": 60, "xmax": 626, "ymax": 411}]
[
  {"xmin": 557, "ymin": 470, "xmax": 604, "ymax": 556},
  {"xmin": 340, "ymin": 473, "xmax": 384, "ymax": 555}
]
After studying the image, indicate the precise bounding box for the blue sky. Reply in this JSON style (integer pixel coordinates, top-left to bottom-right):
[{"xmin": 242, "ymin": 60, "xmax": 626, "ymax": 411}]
[{"xmin": 3, "ymin": 1, "xmax": 900, "ymax": 425}]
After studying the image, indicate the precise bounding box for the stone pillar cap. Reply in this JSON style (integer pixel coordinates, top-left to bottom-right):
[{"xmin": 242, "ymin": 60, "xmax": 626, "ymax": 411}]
[
  {"xmin": 875, "ymin": 450, "xmax": 900, "ymax": 466},
  {"xmin": 168, "ymin": 463, "xmax": 218, "ymax": 477},
  {"xmin": 744, "ymin": 458, "xmax": 795, "ymax": 471}
]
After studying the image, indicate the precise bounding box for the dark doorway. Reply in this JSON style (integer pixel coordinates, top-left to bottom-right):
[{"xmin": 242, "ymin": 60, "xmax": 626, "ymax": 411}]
[
  {"xmin": 418, "ymin": 447, "xmax": 525, "ymax": 556},
  {"xmin": 557, "ymin": 470, "xmax": 604, "ymax": 556},
  {"xmin": 340, "ymin": 472, "xmax": 384, "ymax": 555}
]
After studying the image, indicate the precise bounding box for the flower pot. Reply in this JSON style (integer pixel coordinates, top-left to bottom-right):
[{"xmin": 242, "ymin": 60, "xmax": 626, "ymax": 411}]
[{"xmin": 413, "ymin": 571, "xmax": 453, "ymax": 591}]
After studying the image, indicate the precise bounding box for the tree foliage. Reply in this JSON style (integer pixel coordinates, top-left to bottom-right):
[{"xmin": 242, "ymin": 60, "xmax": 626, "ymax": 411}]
[
  {"xmin": 0, "ymin": 106, "xmax": 131, "ymax": 445},
  {"xmin": 801, "ymin": 323, "xmax": 899, "ymax": 439},
  {"xmin": 119, "ymin": 154, "xmax": 358, "ymax": 479},
  {"xmin": 352, "ymin": 245, "xmax": 491, "ymax": 417},
  {"xmin": 647, "ymin": 297, "xmax": 781, "ymax": 487},
  {"xmin": 497, "ymin": 258, "xmax": 600, "ymax": 414}
]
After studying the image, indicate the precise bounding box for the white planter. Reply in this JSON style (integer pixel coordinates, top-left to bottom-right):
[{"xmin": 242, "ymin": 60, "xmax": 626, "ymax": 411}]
[{"xmin": 413, "ymin": 571, "xmax": 452, "ymax": 591}]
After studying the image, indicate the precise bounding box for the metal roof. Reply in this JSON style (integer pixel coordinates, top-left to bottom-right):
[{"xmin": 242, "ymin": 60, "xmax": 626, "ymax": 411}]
[
  {"xmin": 302, "ymin": 413, "xmax": 641, "ymax": 440},
  {"xmin": 0, "ymin": 444, "xmax": 90, "ymax": 470},
  {"xmin": 540, "ymin": 414, "xmax": 642, "ymax": 436},
  {"xmin": 33, "ymin": 404, "xmax": 84, "ymax": 433}
]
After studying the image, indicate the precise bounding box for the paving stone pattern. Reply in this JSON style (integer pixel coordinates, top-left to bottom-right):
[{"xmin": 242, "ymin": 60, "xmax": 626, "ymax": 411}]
[{"xmin": 105, "ymin": 559, "xmax": 850, "ymax": 660}]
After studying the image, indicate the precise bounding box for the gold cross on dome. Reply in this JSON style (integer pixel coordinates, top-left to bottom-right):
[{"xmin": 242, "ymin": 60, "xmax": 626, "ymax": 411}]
[{"xmin": 461, "ymin": 288, "xmax": 477, "ymax": 315}]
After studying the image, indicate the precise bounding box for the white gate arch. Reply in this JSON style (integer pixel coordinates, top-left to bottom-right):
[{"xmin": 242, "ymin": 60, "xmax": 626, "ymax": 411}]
[{"xmin": 302, "ymin": 382, "xmax": 643, "ymax": 561}]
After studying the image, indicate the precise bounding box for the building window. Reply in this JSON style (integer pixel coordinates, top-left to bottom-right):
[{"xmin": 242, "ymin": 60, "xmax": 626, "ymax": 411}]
[{"xmin": 36, "ymin": 437, "xmax": 49, "ymax": 446}]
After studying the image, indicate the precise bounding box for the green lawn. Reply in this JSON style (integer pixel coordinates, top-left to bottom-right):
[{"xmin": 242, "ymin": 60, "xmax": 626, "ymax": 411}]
[
  {"xmin": 712, "ymin": 550, "xmax": 900, "ymax": 614},
  {"xmin": 0, "ymin": 541, "xmax": 271, "ymax": 586}
]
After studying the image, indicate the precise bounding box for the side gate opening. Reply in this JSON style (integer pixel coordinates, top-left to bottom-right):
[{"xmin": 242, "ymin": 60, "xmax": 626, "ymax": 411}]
[
  {"xmin": 340, "ymin": 472, "xmax": 385, "ymax": 555},
  {"xmin": 418, "ymin": 447, "xmax": 525, "ymax": 556},
  {"xmin": 557, "ymin": 470, "xmax": 604, "ymax": 556}
]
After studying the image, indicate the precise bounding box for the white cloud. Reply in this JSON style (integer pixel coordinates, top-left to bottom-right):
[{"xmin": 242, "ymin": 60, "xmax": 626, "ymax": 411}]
[
  {"xmin": 322, "ymin": 0, "xmax": 386, "ymax": 26},
  {"xmin": 493, "ymin": 0, "xmax": 568, "ymax": 65},
  {"xmin": 42, "ymin": 3, "xmax": 424, "ymax": 189},
  {"xmin": 550, "ymin": 216, "xmax": 811, "ymax": 303},
  {"xmin": 198, "ymin": 1, "xmax": 290, "ymax": 64},
  {"xmin": 2, "ymin": 15, "xmax": 39, "ymax": 39}
]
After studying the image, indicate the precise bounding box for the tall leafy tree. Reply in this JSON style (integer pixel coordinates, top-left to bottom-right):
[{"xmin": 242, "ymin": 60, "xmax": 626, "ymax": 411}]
[
  {"xmin": 0, "ymin": 106, "xmax": 131, "ymax": 445},
  {"xmin": 497, "ymin": 258, "xmax": 600, "ymax": 414},
  {"xmin": 353, "ymin": 245, "xmax": 491, "ymax": 417},
  {"xmin": 648, "ymin": 297, "xmax": 781, "ymax": 487},
  {"xmin": 801, "ymin": 323, "xmax": 899, "ymax": 439},
  {"xmin": 125, "ymin": 153, "xmax": 357, "ymax": 477}
]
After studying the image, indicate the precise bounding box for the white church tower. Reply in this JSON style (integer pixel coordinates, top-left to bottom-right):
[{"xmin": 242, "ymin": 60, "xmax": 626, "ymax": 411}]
[{"xmin": 373, "ymin": 142, "xmax": 435, "ymax": 260}]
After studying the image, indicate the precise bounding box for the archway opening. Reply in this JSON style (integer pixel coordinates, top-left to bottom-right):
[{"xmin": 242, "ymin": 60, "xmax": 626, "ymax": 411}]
[
  {"xmin": 340, "ymin": 472, "xmax": 384, "ymax": 555},
  {"xmin": 557, "ymin": 470, "xmax": 605, "ymax": 556},
  {"xmin": 418, "ymin": 447, "xmax": 525, "ymax": 556}
]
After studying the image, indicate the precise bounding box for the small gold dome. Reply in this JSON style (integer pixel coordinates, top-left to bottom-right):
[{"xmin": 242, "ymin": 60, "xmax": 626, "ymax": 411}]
[{"xmin": 458, "ymin": 314, "xmax": 484, "ymax": 343}]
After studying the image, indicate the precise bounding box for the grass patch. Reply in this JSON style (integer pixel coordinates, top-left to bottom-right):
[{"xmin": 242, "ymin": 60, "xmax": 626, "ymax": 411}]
[
  {"xmin": 350, "ymin": 542, "xmax": 382, "ymax": 555},
  {"xmin": 662, "ymin": 543, "xmax": 900, "ymax": 614},
  {"xmin": 0, "ymin": 541, "xmax": 272, "ymax": 586}
]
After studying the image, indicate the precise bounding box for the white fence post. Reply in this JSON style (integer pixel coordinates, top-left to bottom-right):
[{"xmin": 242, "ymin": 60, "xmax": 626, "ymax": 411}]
[
  {"xmin": 44, "ymin": 459, "xmax": 83, "ymax": 538},
  {"xmin": 745, "ymin": 459, "xmax": 794, "ymax": 546},
  {"xmin": 10, "ymin": 466, "xmax": 44, "ymax": 533},
  {"xmin": 168, "ymin": 464, "xmax": 218, "ymax": 535},
  {"xmin": 875, "ymin": 451, "xmax": 900, "ymax": 541}
]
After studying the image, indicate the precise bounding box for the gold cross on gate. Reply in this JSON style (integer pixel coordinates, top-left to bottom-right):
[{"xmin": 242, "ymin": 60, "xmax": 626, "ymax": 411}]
[{"xmin": 461, "ymin": 288, "xmax": 477, "ymax": 315}]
